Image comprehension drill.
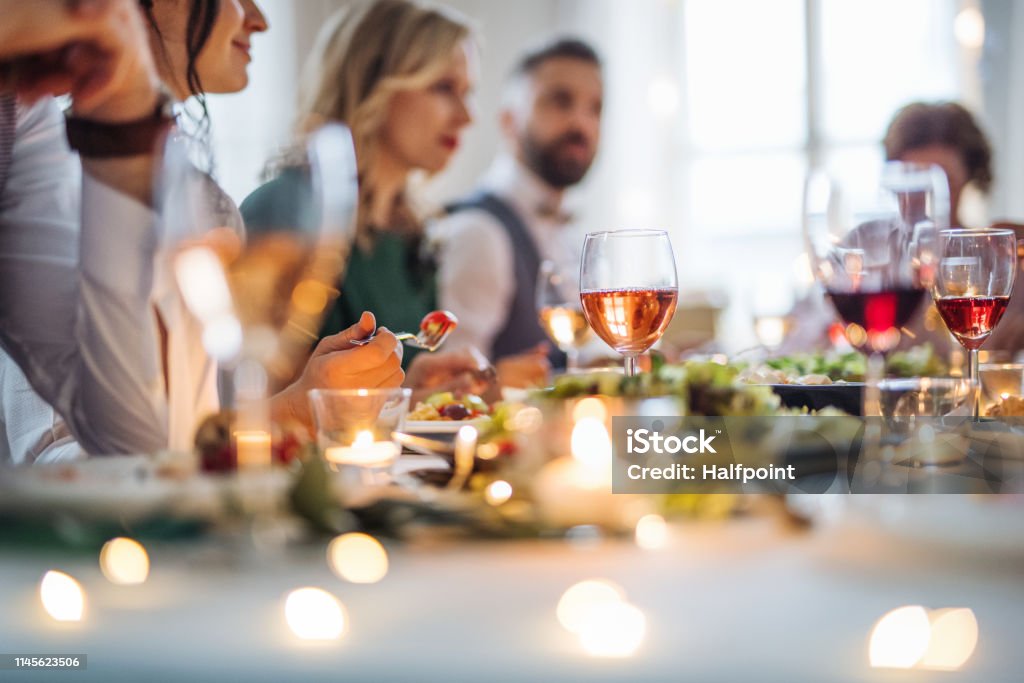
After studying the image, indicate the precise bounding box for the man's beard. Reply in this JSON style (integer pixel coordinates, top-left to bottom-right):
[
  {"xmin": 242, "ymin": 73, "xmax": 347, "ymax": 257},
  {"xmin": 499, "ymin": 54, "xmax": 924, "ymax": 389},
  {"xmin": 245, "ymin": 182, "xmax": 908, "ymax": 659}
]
[{"xmin": 521, "ymin": 130, "xmax": 595, "ymax": 189}]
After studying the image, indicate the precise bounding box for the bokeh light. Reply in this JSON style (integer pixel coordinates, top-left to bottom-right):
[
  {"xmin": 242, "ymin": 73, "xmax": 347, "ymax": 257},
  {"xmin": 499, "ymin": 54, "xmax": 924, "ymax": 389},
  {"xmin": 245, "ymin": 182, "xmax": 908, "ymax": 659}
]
[
  {"xmin": 99, "ymin": 537, "xmax": 150, "ymax": 585},
  {"xmin": 557, "ymin": 579, "xmax": 626, "ymax": 635},
  {"xmin": 284, "ymin": 587, "xmax": 347, "ymax": 641},
  {"xmin": 328, "ymin": 533, "xmax": 389, "ymax": 584},
  {"xmin": 869, "ymin": 605, "xmax": 931, "ymax": 669},
  {"xmin": 40, "ymin": 570, "xmax": 85, "ymax": 622}
]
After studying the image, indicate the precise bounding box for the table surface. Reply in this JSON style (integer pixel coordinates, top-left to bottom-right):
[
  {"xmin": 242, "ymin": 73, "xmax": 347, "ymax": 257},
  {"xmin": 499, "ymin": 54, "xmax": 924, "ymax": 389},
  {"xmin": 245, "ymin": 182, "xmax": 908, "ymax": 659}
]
[{"xmin": 0, "ymin": 511, "xmax": 1021, "ymax": 683}]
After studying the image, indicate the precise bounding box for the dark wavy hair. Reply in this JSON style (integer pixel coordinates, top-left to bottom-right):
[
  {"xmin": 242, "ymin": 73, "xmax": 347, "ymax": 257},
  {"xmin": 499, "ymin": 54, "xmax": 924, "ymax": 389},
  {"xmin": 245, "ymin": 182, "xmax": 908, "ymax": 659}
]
[
  {"xmin": 883, "ymin": 101, "xmax": 993, "ymax": 193},
  {"xmin": 138, "ymin": 0, "xmax": 219, "ymax": 142}
]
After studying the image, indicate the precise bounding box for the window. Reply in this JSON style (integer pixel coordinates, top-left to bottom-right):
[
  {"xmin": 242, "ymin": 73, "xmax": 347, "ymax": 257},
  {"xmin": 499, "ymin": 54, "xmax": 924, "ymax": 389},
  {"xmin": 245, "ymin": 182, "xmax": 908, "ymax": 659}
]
[{"xmin": 596, "ymin": 0, "xmax": 965, "ymax": 346}]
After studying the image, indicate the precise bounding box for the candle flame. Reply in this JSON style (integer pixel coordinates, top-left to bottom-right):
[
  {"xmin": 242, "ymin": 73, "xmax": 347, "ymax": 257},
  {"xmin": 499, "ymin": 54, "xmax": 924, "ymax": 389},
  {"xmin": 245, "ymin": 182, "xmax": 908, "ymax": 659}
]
[{"xmin": 353, "ymin": 430, "xmax": 374, "ymax": 448}]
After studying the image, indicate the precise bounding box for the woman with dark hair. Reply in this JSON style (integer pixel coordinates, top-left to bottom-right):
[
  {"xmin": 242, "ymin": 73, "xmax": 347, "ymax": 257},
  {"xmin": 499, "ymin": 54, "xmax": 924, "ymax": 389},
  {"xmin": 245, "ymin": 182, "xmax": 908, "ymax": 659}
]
[
  {"xmin": 885, "ymin": 101, "xmax": 1024, "ymax": 357},
  {"xmin": 883, "ymin": 101, "xmax": 993, "ymax": 229},
  {"xmin": 0, "ymin": 0, "xmax": 406, "ymax": 463}
]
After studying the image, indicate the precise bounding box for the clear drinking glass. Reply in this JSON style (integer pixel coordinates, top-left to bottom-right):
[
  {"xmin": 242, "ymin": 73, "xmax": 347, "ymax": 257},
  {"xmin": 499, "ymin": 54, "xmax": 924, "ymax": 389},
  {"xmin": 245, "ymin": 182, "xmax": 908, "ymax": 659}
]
[
  {"xmin": 308, "ymin": 388, "xmax": 412, "ymax": 486},
  {"xmin": 536, "ymin": 260, "xmax": 592, "ymax": 372},
  {"xmin": 932, "ymin": 228, "xmax": 1017, "ymax": 417},
  {"xmin": 579, "ymin": 230, "xmax": 679, "ymax": 377},
  {"xmin": 802, "ymin": 161, "xmax": 946, "ymax": 416}
]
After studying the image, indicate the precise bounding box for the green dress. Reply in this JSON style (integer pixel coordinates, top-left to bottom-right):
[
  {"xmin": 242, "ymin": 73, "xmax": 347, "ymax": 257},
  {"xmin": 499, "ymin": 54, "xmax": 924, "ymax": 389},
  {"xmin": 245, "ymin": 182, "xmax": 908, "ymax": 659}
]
[{"xmin": 239, "ymin": 167, "xmax": 436, "ymax": 368}]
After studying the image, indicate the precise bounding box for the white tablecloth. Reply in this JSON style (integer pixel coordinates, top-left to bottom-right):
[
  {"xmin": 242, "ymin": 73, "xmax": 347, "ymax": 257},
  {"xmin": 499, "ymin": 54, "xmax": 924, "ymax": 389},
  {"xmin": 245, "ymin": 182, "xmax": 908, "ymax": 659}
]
[{"xmin": 0, "ymin": 515, "xmax": 1020, "ymax": 682}]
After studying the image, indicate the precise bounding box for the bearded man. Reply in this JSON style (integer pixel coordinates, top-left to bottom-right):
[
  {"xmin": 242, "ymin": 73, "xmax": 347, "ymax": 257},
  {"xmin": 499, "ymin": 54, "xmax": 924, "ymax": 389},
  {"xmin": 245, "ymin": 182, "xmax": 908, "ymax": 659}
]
[{"xmin": 434, "ymin": 38, "xmax": 603, "ymax": 373}]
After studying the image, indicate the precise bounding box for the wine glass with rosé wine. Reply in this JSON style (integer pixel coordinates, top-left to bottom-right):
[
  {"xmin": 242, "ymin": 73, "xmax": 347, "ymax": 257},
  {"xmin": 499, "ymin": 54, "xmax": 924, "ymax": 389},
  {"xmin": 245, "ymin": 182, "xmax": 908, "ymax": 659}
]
[
  {"xmin": 932, "ymin": 228, "xmax": 1017, "ymax": 417},
  {"xmin": 579, "ymin": 230, "xmax": 679, "ymax": 377}
]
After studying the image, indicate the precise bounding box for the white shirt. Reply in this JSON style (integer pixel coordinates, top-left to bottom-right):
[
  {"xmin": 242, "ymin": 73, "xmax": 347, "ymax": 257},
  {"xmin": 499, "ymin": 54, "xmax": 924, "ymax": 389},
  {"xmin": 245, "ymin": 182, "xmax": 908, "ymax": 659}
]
[
  {"xmin": 432, "ymin": 155, "xmax": 583, "ymax": 359},
  {"xmin": 0, "ymin": 98, "xmax": 219, "ymax": 462}
]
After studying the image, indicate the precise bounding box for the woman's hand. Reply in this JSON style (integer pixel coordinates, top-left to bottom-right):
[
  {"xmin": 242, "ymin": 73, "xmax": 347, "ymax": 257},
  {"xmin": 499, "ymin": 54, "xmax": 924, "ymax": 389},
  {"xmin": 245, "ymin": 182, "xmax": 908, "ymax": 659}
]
[{"xmin": 272, "ymin": 312, "xmax": 404, "ymax": 431}]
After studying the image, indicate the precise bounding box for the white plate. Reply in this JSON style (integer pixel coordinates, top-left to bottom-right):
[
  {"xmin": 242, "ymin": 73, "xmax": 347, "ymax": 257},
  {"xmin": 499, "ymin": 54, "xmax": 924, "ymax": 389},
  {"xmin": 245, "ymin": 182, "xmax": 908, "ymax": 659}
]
[{"xmin": 401, "ymin": 417, "xmax": 490, "ymax": 434}]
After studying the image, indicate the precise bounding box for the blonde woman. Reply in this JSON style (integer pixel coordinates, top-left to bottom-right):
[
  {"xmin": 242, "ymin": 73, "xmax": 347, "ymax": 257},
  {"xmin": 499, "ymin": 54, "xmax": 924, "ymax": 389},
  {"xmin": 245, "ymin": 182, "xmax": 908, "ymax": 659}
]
[{"xmin": 242, "ymin": 0, "xmax": 473, "ymax": 359}]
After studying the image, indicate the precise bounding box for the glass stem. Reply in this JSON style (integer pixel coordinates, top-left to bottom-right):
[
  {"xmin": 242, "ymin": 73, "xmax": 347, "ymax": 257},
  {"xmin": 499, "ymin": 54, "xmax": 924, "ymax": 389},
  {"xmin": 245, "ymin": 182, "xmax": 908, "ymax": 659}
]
[
  {"xmin": 624, "ymin": 355, "xmax": 639, "ymax": 377},
  {"xmin": 863, "ymin": 352, "xmax": 885, "ymax": 418},
  {"xmin": 566, "ymin": 347, "xmax": 580, "ymax": 373},
  {"xmin": 860, "ymin": 351, "xmax": 885, "ymax": 471},
  {"xmin": 968, "ymin": 348, "xmax": 980, "ymax": 419}
]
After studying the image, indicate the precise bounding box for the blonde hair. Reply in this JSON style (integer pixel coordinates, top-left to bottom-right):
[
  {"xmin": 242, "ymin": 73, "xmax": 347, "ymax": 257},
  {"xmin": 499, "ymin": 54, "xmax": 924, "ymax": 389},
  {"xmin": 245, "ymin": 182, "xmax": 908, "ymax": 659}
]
[{"xmin": 294, "ymin": 0, "xmax": 472, "ymax": 241}]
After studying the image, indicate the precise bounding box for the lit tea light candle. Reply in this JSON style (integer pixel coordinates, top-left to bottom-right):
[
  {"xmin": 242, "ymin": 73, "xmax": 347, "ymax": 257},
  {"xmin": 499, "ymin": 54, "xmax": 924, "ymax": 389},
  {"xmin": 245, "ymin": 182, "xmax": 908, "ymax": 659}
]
[
  {"xmin": 39, "ymin": 570, "xmax": 85, "ymax": 622},
  {"xmin": 534, "ymin": 416, "xmax": 649, "ymax": 530},
  {"xmin": 327, "ymin": 533, "xmax": 389, "ymax": 584},
  {"xmin": 324, "ymin": 430, "xmax": 399, "ymax": 467},
  {"xmin": 99, "ymin": 538, "xmax": 150, "ymax": 585},
  {"xmin": 284, "ymin": 587, "xmax": 347, "ymax": 641},
  {"xmin": 234, "ymin": 430, "xmax": 272, "ymax": 469}
]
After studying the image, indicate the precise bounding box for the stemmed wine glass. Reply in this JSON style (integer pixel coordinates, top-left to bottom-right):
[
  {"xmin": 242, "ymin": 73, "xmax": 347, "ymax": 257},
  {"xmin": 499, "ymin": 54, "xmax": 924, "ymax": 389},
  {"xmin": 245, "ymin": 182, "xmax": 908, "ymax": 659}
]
[
  {"xmin": 803, "ymin": 162, "xmax": 946, "ymax": 416},
  {"xmin": 168, "ymin": 124, "xmax": 358, "ymax": 464},
  {"xmin": 536, "ymin": 260, "xmax": 592, "ymax": 372},
  {"xmin": 932, "ymin": 228, "xmax": 1017, "ymax": 417},
  {"xmin": 579, "ymin": 230, "xmax": 678, "ymax": 377}
]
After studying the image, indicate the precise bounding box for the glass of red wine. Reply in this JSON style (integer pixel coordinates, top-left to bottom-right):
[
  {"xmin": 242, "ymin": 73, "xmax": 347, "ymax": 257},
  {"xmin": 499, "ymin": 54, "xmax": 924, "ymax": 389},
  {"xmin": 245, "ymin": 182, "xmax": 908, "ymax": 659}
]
[
  {"xmin": 803, "ymin": 162, "xmax": 946, "ymax": 416},
  {"xmin": 932, "ymin": 228, "xmax": 1017, "ymax": 417},
  {"xmin": 579, "ymin": 230, "xmax": 678, "ymax": 377}
]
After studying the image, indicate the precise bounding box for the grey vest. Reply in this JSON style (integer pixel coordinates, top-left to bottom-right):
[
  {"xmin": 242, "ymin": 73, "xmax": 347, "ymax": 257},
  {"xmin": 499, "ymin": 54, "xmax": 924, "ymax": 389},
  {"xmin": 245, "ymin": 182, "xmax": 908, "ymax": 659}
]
[
  {"xmin": 0, "ymin": 95, "xmax": 15, "ymax": 197},
  {"xmin": 447, "ymin": 192, "xmax": 567, "ymax": 368}
]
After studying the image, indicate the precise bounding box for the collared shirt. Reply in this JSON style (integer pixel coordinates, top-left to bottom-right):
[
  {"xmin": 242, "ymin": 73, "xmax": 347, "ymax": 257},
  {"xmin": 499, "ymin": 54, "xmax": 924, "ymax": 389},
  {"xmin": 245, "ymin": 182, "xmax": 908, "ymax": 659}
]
[
  {"xmin": 431, "ymin": 155, "xmax": 583, "ymax": 359},
  {"xmin": 0, "ymin": 98, "xmax": 219, "ymax": 462}
]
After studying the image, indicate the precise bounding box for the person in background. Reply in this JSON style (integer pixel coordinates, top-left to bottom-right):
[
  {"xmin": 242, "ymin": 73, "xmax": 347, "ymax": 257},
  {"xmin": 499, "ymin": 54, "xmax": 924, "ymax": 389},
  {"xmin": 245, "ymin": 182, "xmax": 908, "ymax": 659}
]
[
  {"xmin": 781, "ymin": 101, "xmax": 1008, "ymax": 357},
  {"xmin": 883, "ymin": 101, "xmax": 992, "ymax": 230},
  {"xmin": 884, "ymin": 101, "xmax": 1024, "ymax": 358},
  {"xmin": 241, "ymin": 0, "xmax": 494, "ymax": 399},
  {"xmin": 431, "ymin": 37, "xmax": 603, "ymax": 384},
  {"xmin": 0, "ymin": 0, "xmax": 403, "ymax": 463}
]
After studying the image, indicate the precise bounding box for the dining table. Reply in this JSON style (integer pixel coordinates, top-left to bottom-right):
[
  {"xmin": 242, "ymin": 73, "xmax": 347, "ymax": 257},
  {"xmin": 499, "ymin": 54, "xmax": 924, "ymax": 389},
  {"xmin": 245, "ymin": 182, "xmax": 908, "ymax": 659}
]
[{"xmin": 0, "ymin": 485, "xmax": 1021, "ymax": 683}]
